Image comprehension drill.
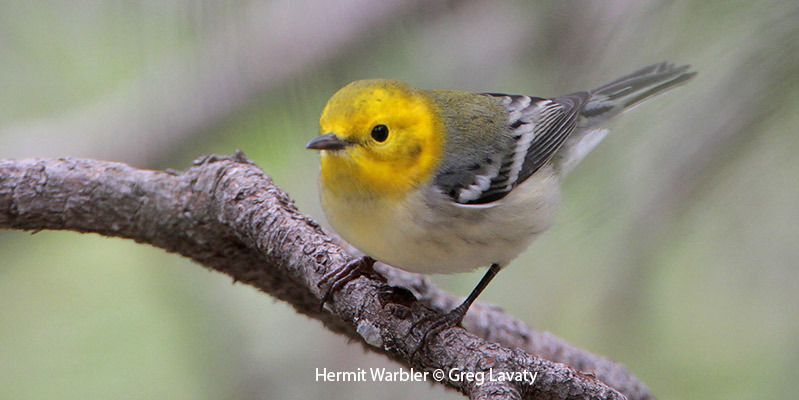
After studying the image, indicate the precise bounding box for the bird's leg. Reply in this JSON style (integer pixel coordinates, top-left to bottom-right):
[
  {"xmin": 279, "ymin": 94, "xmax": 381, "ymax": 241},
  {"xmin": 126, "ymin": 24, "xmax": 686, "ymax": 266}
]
[
  {"xmin": 411, "ymin": 263, "xmax": 501, "ymax": 358},
  {"xmin": 318, "ymin": 255, "xmax": 379, "ymax": 310}
]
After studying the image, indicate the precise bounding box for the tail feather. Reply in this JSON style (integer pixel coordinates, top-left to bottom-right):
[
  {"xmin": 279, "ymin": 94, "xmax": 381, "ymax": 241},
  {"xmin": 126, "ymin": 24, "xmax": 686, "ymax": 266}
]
[
  {"xmin": 554, "ymin": 62, "xmax": 696, "ymax": 176},
  {"xmin": 581, "ymin": 62, "xmax": 696, "ymax": 126}
]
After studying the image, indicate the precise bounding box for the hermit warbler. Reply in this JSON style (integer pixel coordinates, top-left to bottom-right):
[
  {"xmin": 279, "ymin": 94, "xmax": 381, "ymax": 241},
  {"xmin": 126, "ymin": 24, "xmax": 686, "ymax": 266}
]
[{"xmin": 307, "ymin": 62, "xmax": 695, "ymax": 331}]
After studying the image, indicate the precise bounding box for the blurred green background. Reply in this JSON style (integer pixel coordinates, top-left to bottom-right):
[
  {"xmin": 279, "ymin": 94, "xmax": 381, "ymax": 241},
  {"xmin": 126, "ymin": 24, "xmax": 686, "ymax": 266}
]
[{"xmin": 1, "ymin": 1, "xmax": 798, "ymax": 399}]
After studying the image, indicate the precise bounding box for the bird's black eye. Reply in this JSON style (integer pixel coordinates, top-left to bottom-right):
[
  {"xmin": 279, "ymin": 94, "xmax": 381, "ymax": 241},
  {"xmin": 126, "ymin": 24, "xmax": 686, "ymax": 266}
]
[{"xmin": 370, "ymin": 124, "xmax": 389, "ymax": 142}]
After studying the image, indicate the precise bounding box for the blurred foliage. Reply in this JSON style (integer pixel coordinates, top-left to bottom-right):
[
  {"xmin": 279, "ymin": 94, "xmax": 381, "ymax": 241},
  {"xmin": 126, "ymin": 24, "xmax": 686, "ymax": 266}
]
[{"xmin": 1, "ymin": 1, "xmax": 798, "ymax": 399}]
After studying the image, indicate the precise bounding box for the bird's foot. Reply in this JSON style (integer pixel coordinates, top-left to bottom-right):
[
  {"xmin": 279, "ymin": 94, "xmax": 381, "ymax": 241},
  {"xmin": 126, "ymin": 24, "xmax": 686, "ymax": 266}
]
[
  {"xmin": 409, "ymin": 302, "xmax": 469, "ymax": 360},
  {"xmin": 318, "ymin": 255, "xmax": 379, "ymax": 310}
]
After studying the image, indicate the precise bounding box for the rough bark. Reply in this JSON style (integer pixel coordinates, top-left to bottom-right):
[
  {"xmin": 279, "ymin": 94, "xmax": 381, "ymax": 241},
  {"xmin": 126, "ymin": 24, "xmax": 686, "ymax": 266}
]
[{"xmin": 0, "ymin": 155, "xmax": 653, "ymax": 400}]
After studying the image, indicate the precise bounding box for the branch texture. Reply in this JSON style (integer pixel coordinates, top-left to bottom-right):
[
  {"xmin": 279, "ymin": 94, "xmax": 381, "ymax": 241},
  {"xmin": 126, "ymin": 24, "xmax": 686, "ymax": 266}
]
[{"xmin": 0, "ymin": 156, "xmax": 653, "ymax": 400}]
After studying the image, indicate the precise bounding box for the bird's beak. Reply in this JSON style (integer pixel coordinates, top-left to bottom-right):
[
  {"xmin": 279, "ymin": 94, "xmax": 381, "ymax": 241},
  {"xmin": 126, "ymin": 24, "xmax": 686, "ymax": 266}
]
[{"xmin": 306, "ymin": 133, "xmax": 350, "ymax": 151}]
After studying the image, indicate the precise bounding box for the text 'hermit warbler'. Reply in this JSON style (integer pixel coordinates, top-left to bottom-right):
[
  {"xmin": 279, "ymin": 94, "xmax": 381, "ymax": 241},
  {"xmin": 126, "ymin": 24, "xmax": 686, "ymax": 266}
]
[{"xmin": 307, "ymin": 62, "xmax": 696, "ymax": 336}]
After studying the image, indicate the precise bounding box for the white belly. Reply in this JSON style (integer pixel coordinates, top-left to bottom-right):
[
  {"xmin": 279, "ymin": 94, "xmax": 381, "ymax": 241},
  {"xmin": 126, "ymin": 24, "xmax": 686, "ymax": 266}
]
[{"xmin": 322, "ymin": 167, "xmax": 561, "ymax": 274}]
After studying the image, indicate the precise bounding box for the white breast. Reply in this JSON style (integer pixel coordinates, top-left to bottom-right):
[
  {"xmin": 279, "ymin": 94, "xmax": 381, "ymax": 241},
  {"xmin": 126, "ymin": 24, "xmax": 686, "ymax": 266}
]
[{"xmin": 322, "ymin": 167, "xmax": 561, "ymax": 275}]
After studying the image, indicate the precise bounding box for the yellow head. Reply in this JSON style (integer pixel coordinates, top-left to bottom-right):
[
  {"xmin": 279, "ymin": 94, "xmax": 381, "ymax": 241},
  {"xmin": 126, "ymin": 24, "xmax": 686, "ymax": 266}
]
[{"xmin": 307, "ymin": 80, "xmax": 444, "ymax": 199}]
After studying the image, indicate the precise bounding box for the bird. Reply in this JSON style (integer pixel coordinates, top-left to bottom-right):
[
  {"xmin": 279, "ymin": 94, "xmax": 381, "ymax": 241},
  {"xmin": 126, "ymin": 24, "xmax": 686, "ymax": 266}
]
[{"xmin": 306, "ymin": 62, "xmax": 696, "ymax": 341}]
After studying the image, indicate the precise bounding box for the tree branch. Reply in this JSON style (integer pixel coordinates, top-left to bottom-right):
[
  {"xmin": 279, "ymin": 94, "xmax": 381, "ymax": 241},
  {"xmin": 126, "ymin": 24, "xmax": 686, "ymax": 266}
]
[{"xmin": 0, "ymin": 155, "xmax": 652, "ymax": 400}]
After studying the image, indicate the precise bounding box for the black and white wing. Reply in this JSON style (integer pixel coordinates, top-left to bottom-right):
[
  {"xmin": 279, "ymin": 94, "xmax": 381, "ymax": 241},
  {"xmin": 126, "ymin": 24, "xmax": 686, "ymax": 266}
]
[{"xmin": 451, "ymin": 92, "xmax": 588, "ymax": 205}]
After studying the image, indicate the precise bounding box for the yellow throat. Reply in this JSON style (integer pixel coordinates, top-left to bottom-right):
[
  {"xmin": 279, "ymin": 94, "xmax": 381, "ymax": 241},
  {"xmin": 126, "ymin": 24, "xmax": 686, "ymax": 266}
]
[{"xmin": 318, "ymin": 80, "xmax": 445, "ymax": 200}]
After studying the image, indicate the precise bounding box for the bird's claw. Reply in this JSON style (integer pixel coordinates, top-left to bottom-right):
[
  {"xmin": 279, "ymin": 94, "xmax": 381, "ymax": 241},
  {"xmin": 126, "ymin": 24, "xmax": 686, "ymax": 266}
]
[
  {"xmin": 318, "ymin": 256, "xmax": 378, "ymax": 311},
  {"xmin": 409, "ymin": 303, "xmax": 468, "ymax": 360}
]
